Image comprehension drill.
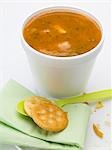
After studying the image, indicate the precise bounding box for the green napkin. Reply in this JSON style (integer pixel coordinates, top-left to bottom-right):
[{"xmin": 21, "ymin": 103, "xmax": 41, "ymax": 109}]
[
  {"xmin": 0, "ymin": 80, "xmax": 90, "ymax": 149},
  {"xmin": 0, "ymin": 122, "xmax": 78, "ymax": 150}
]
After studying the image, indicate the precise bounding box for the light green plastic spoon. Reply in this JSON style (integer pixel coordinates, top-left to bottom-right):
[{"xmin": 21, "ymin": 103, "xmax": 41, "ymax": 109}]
[{"xmin": 17, "ymin": 89, "xmax": 112, "ymax": 116}]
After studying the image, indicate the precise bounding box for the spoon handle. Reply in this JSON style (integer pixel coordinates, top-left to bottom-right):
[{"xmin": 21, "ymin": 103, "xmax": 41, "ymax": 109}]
[{"xmin": 55, "ymin": 89, "xmax": 112, "ymax": 107}]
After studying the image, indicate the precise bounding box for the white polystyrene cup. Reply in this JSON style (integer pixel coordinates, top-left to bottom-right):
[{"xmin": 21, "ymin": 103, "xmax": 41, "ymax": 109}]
[{"xmin": 21, "ymin": 7, "xmax": 104, "ymax": 99}]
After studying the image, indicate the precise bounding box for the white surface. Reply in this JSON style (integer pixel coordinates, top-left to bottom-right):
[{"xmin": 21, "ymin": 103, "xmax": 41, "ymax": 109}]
[{"xmin": 0, "ymin": 1, "xmax": 111, "ymax": 150}]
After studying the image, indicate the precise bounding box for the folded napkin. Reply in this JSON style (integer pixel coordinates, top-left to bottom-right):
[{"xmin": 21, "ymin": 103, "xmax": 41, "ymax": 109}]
[{"xmin": 0, "ymin": 80, "xmax": 90, "ymax": 150}]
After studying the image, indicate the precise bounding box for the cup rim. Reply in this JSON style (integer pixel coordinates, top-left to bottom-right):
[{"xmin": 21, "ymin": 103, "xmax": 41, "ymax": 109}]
[{"xmin": 21, "ymin": 6, "xmax": 104, "ymax": 60}]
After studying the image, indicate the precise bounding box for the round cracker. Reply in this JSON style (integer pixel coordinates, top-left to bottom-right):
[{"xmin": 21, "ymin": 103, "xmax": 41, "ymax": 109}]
[
  {"xmin": 31, "ymin": 102, "xmax": 68, "ymax": 132},
  {"xmin": 24, "ymin": 96, "xmax": 51, "ymax": 117}
]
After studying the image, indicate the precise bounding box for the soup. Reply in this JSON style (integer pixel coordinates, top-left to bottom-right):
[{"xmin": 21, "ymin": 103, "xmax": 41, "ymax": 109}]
[{"xmin": 23, "ymin": 11, "xmax": 102, "ymax": 57}]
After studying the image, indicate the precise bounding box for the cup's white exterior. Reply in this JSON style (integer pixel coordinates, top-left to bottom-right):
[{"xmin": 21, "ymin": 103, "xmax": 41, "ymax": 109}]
[{"xmin": 21, "ymin": 7, "xmax": 104, "ymax": 98}]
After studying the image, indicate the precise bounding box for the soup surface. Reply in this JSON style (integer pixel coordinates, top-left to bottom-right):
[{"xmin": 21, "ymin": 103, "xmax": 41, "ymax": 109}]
[{"xmin": 23, "ymin": 11, "xmax": 102, "ymax": 57}]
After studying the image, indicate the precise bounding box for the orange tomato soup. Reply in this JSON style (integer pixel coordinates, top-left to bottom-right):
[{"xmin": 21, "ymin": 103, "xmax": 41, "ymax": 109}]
[{"xmin": 23, "ymin": 11, "xmax": 102, "ymax": 57}]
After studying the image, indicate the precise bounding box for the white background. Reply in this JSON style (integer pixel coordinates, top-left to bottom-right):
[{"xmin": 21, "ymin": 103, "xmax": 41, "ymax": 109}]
[{"xmin": 0, "ymin": 1, "xmax": 111, "ymax": 150}]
